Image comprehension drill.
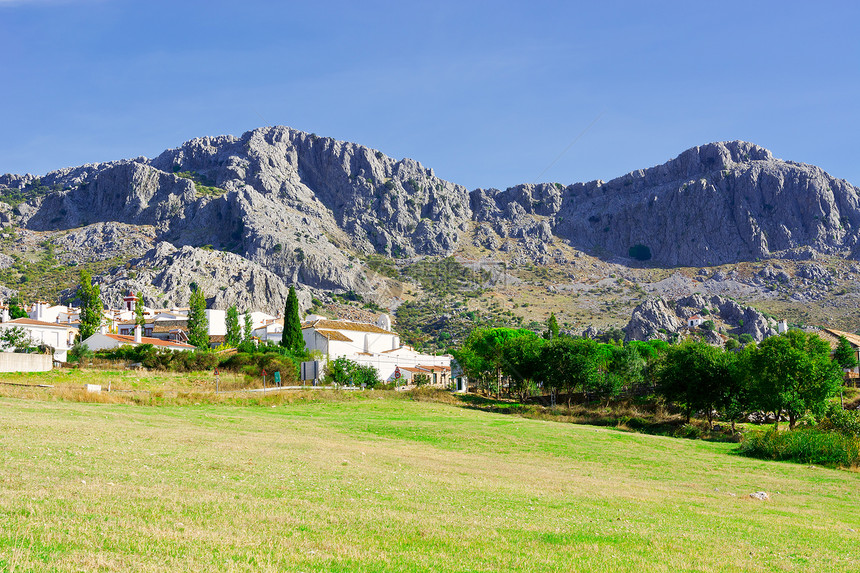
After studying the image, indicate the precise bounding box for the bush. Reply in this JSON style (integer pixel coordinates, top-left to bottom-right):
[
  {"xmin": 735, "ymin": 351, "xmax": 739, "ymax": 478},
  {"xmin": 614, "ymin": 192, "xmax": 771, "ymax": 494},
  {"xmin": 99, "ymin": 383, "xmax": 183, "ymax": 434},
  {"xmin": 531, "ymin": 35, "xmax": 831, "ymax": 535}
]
[
  {"xmin": 819, "ymin": 408, "xmax": 860, "ymax": 437},
  {"xmin": 323, "ymin": 357, "xmax": 382, "ymax": 388},
  {"xmin": 94, "ymin": 346, "xmax": 220, "ymax": 372},
  {"xmin": 673, "ymin": 423, "xmax": 703, "ymax": 439},
  {"xmin": 67, "ymin": 343, "xmax": 93, "ymax": 363},
  {"xmin": 738, "ymin": 429, "xmax": 860, "ymax": 468}
]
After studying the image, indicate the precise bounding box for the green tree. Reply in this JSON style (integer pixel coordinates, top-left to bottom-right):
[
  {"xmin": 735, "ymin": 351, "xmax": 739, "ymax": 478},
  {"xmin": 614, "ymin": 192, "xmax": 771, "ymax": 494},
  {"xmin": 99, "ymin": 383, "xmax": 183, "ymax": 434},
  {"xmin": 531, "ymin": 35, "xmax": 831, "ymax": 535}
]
[
  {"xmin": 0, "ymin": 326, "xmax": 34, "ymax": 351},
  {"xmin": 501, "ymin": 332, "xmax": 544, "ymax": 400},
  {"xmin": 538, "ymin": 337, "xmax": 603, "ymax": 408},
  {"xmin": 604, "ymin": 343, "xmax": 648, "ymax": 399},
  {"xmin": 7, "ymin": 296, "xmax": 27, "ymax": 319},
  {"xmin": 654, "ymin": 341, "xmax": 733, "ymax": 427},
  {"xmin": 280, "ymin": 286, "xmax": 304, "ymax": 353},
  {"xmin": 543, "ymin": 313, "xmax": 560, "ymax": 340},
  {"xmin": 451, "ymin": 344, "xmax": 490, "ymax": 392},
  {"xmin": 187, "ymin": 287, "xmax": 209, "ymax": 350},
  {"xmin": 469, "ymin": 327, "xmax": 536, "ymax": 397},
  {"xmin": 749, "ymin": 330, "xmax": 843, "ymax": 430},
  {"xmin": 721, "ymin": 344, "xmax": 754, "ymax": 432},
  {"xmin": 833, "ymin": 335, "xmax": 858, "ymax": 370},
  {"xmin": 134, "ymin": 291, "xmax": 146, "ymax": 328},
  {"xmin": 77, "ymin": 270, "xmax": 102, "ymax": 340},
  {"xmin": 243, "ymin": 311, "xmax": 254, "ymax": 342},
  {"xmin": 225, "ymin": 305, "xmax": 241, "ymax": 347}
]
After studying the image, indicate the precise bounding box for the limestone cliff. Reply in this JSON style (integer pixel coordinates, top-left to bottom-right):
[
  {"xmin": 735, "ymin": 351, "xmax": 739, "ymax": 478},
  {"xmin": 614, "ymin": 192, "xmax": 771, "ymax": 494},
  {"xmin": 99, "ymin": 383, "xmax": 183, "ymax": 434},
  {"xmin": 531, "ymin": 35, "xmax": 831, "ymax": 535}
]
[{"xmin": 3, "ymin": 129, "xmax": 860, "ymax": 308}]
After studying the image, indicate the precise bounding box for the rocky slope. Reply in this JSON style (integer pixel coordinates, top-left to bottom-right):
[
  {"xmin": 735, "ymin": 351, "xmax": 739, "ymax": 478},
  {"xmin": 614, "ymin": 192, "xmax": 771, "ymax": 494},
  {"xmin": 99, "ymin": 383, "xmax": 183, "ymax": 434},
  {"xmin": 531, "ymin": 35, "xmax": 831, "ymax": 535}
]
[{"xmin": 2, "ymin": 128, "xmax": 860, "ymax": 324}]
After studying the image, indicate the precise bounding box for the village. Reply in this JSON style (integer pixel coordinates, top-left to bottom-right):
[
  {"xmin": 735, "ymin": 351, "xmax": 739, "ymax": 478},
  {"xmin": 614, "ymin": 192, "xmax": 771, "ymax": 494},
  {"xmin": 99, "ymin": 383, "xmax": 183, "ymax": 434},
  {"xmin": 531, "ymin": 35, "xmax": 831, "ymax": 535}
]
[{"xmin": 0, "ymin": 291, "xmax": 459, "ymax": 390}]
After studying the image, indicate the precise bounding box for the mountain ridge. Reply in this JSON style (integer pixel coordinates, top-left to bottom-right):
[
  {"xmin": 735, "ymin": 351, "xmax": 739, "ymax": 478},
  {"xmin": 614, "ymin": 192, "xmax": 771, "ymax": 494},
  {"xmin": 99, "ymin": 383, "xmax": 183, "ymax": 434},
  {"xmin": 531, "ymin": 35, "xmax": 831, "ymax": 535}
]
[{"xmin": 2, "ymin": 127, "xmax": 859, "ymax": 336}]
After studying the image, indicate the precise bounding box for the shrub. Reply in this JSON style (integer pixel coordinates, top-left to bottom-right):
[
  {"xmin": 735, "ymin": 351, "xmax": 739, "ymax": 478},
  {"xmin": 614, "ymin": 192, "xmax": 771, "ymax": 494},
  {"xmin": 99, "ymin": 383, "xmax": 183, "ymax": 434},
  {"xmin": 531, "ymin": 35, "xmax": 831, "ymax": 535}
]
[
  {"xmin": 323, "ymin": 357, "xmax": 381, "ymax": 388},
  {"xmin": 819, "ymin": 408, "xmax": 860, "ymax": 437},
  {"xmin": 67, "ymin": 343, "xmax": 93, "ymax": 363},
  {"xmin": 673, "ymin": 424, "xmax": 703, "ymax": 439},
  {"xmin": 738, "ymin": 429, "xmax": 860, "ymax": 468}
]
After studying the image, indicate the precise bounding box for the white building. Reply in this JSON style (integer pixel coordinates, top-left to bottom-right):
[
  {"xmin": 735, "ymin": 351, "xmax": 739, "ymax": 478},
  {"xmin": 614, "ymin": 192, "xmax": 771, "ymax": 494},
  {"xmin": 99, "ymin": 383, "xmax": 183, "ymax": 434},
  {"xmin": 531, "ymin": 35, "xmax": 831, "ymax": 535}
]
[
  {"xmin": 687, "ymin": 315, "xmax": 705, "ymax": 328},
  {"xmin": 0, "ymin": 317, "xmax": 77, "ymax": 361},
  {"xmin": 82, "ymin": 325, "xmax": 196, "ymax": 352},
  {"xmin": 252, "ymin": 317, "xmax": 283, "ymax": 344},
  {"xmin": 300, "ymin": 315, "xmax": 451, "ymax": 385}
]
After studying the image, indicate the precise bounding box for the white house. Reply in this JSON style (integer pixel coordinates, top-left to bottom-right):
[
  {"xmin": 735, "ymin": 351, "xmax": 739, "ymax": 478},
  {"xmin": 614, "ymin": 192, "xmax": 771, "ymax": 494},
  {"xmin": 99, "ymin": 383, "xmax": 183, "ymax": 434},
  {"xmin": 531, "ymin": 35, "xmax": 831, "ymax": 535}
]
[
  {"xmin": 687, "ymin": 315, "xmax": 705, "ymax": 328},
  {"xmin": 300, "ymin": 315, "xmax": 451, "ymax": 384},
  {"xmin": 0, "ymin": 317, "xmax": 77, "ymax": 361},
  {"xmin": 82, "ymin": 325, "xmax": 196, "ymax": 352},
  {"xmin": 252, "ymin": 317, "xmax": 283, "ymax": 344},
  {"xmin": 28, "ymin": 301, "xmax": 75, "ymax": 324}
]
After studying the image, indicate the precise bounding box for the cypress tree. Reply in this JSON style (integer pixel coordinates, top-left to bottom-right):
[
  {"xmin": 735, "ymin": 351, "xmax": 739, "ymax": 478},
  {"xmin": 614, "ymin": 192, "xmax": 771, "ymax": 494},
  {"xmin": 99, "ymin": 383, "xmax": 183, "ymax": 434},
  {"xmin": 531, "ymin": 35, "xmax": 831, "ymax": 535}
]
[
  {"xmin": 134, "ymin": 291, "xmax": 146, "ymax": 328},
  {"xmin": 78, "ymin": 270, "xmax": 103, "ymax": 340},
  {"xmin": 281, "ymin": 286, "xmax": 304, "ymax": 353},
  {"xmin": 225, "ymin": 305, "xmax": 241, "ymax": 347},
  {"xmin": 243, "ymin": 311, "xmax": 253, "ymax": 342},
  {"xmin": 187, "ymin": 286, "xmax": 209, "ymax": 350},
  {"xmin": 544, "ymin": 312, "xmax": 560, "ymax": 340}
]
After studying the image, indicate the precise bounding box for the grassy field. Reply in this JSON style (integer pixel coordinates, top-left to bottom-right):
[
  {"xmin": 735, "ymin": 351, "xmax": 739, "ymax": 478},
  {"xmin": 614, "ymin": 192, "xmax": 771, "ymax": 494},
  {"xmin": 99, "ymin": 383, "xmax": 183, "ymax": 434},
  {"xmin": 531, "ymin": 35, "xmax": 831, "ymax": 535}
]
[{"xmin": 1, "ymin": 391, "xmax": 858, "ymax": 572}]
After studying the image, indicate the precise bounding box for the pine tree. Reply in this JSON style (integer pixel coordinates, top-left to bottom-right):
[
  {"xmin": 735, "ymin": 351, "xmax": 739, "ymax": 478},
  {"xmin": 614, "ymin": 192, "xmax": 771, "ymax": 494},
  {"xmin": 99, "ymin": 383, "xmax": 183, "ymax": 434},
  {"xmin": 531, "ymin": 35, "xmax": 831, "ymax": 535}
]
[
  {"xmin": 78, "ymin": 270, "xmax": 103, "ymax": 340},
  {"xmin": 833, "ymin": 335, "xmax": 858, "ymax": 370},
  {"xmin": 280, "ymin": 286, "xmax": 304, "ymax": 353},
  {"xmin": 187, "ymin": 286, "xmax": 209, "ymax": 350},
  {"xmin": 225, "ymin": 305, "xmax": 241, "ymax": 347},
  {"xmin": 134, "ymin": 291, "xmax": 146, "ymax": 328}
]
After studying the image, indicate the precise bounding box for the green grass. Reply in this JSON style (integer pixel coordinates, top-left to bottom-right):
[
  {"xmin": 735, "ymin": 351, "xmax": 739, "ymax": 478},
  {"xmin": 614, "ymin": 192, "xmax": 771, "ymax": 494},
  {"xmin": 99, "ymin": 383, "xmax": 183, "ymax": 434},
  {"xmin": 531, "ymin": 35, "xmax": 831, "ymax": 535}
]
[
  {"xmin": 174, "ymin": 171, "xmax": 227, "ymax": 197},
  {"xmin": 1, "ymin": 394, "xmax": 858, "ymax": 571}
]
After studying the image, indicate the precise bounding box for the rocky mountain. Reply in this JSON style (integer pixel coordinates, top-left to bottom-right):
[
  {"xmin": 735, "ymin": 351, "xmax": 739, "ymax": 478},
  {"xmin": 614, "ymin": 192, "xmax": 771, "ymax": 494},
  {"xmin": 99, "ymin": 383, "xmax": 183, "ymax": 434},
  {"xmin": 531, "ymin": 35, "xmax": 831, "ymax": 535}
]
[
  {"xmin": 1, "ymin": 127, "xmax": 859, "ymax": 325},
  {"xmin": 473, "ymin": 141, "xmax": 860, "ymax": 266}
]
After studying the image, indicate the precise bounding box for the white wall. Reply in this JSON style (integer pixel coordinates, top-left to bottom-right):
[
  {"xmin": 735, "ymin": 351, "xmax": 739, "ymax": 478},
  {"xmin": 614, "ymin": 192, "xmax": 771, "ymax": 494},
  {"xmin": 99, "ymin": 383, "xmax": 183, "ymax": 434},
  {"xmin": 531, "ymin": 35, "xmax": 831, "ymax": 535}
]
[
  {"xmin": 205, "ymin": 309, "xmax": 226, "ymax": 336},
  {"xmin": 0, "ymin": 353, "xmax": 52, "ymax": 372}
]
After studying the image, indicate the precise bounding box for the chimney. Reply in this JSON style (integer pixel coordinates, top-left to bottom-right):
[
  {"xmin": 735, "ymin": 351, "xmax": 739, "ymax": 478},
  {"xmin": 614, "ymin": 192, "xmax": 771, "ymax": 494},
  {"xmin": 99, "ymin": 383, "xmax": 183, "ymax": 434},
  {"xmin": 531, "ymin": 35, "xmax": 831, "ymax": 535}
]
[
  {"xmin": 0, "ymin": 307, "xmax": 8, "ymax": 323},
  {"xmin": 134, "ymin": 324, "xmax": 142, "ymax": 343}
]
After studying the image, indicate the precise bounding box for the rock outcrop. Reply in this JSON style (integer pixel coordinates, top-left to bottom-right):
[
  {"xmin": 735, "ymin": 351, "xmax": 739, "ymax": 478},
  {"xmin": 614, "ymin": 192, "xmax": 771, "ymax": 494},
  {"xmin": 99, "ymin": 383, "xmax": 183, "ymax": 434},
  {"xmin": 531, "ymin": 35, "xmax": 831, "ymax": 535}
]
[
  {"xmin": 624, "ymin": 293, "xmax": 777, "ymax": 342},
  {"xmin": 59, "ymin": 242, "xmax": 317, "ymax": 315}
]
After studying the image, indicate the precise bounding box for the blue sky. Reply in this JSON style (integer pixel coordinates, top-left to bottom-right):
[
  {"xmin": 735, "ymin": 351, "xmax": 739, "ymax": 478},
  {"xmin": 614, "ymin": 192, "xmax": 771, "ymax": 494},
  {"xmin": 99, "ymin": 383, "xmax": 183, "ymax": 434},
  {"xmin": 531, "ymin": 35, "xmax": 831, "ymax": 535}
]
[{"xmin": 1, "ymin": 0, "xmax": 858, "ymax": 190}]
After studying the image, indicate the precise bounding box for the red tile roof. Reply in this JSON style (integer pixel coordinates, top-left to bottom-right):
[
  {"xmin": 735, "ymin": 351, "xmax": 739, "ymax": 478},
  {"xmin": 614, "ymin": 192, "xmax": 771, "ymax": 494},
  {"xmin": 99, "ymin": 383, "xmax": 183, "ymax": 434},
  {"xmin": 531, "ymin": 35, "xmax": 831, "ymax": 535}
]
[
  {"xmin": 102, "ymin": 333, "xmax": 196, "ymax": 350},
  {"xmin": 3, "ymin": 318, "xmax": 76, "ymax": 329}
]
